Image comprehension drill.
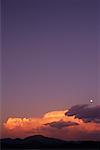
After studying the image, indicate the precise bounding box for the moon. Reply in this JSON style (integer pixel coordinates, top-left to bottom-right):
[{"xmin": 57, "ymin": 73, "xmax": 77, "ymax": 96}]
[{"xmin": 90, "ymin": 99, "xmax": 93, "ymax": 103}]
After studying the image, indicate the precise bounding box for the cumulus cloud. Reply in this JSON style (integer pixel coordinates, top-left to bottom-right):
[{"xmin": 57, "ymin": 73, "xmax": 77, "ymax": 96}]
[
  {"xmin": 3, "ymin": 107, "xmax": 100, "ymax": 140},
  {"xmin": 44, "ymin": 120, "xmax": 79, "ymax": 129},
  {"xmin": 65, "ymin": 104, "xmax": 100, "ymax": 123}
]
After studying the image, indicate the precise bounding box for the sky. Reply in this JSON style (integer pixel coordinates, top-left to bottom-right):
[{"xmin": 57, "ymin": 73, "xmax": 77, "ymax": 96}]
[{"xmin": 1, "ymin": 0, "xmax": 100, "ymax": 140}]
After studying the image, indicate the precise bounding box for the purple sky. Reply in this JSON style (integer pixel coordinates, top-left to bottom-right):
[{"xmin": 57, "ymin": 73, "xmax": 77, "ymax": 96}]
[{"xmin": 1, "ymin": 0, "xmax": 100, "ymax": 122}]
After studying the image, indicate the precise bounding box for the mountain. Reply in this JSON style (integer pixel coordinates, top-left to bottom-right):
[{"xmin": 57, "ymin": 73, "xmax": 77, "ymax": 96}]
[{"xmin": 0, "ymin": 135, "xmax": 100, "ymax": 149}]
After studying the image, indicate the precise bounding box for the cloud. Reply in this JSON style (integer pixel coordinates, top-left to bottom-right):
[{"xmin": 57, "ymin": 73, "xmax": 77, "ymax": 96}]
[
  {"xmin": 65, "ymin": 104, "xmax": 100, "ymax": 123},
  {"xmin": 44, "ymin": 120, "xmax": 79, "ymax": 129},
  {"xmin": 3, "ymin": 107, "xmax": 100, "ymax": 140}
]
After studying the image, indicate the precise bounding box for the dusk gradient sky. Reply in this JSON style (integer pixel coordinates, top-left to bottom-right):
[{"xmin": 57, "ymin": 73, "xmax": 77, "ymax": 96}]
[{"xmin": 1, "ymin": 0, "xmax": 100, "ymax": 129}]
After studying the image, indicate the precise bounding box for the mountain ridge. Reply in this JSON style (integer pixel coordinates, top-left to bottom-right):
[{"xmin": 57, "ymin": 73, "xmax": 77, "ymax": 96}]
[{"xmin": 0, "ymin": 134, "xmax": 100, "ymax": 149}]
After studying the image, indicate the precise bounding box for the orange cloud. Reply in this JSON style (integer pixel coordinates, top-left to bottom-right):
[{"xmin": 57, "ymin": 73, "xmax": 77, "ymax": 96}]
[{"xmin": 3, "ymin": 109, "xmax": 100, "ymax": 140}]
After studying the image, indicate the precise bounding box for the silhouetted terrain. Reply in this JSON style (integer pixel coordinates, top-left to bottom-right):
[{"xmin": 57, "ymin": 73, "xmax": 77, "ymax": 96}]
[{"xmin": 0, "ymin": 135, "xmax": 100, "ymax": 149}]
